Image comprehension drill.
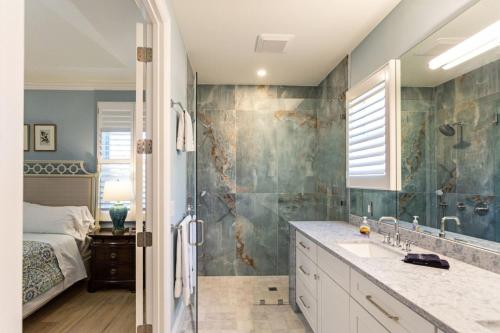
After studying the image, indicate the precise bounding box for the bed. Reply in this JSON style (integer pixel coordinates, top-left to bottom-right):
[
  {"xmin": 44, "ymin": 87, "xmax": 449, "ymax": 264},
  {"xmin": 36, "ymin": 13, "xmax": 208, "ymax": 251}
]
[{"xmin": 23, "ymin": 160, "xmax": 97, "ymax": 318}]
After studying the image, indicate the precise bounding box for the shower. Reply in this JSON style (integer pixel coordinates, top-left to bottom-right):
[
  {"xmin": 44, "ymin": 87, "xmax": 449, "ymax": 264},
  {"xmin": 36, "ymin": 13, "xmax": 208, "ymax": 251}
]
[{"xmin": 438, "ymin": 122, "xmax": 470, "ymax": 149}]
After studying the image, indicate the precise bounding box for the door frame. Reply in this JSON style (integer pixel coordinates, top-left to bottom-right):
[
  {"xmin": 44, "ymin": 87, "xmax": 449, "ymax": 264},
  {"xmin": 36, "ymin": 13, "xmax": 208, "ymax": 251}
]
[
  {"xmin": 134, "ymin": 0, "xmax": 174, "ymax": 332},
  {"xmin": 1, "ymin": 0, "xmax": 174, "ymax": 332}
]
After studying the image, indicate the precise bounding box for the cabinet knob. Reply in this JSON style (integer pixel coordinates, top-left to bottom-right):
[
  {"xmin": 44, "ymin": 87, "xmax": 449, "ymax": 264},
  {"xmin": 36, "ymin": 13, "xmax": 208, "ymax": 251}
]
[
  {"xmin": 110, "ymin": 252, "xmax": 117, "ymax": 259},
  {"xmin": 110, "ymin": 268, "xmax": 117, "ymax": 276}
]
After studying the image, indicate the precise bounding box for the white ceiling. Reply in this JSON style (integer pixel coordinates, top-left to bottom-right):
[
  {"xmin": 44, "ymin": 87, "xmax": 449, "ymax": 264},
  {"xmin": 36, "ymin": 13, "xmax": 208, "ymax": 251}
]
[
  {"xmin": 401, "ymin": 0, "xmax": 500, "ymax": 87},
  {"xmin": 25, "ymin": 0, "xmax": 143, "ymax": 89},
  {"xmin": 171, "ymin": 0, "xmax": 401, "ymax": 86}
]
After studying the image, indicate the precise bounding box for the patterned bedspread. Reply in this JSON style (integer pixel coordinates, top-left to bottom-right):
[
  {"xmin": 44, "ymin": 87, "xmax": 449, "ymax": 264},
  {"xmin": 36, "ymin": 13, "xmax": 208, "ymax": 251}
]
[{"xmin": 23, "ymin": 241, "xmax": 64, "ymax": 304}]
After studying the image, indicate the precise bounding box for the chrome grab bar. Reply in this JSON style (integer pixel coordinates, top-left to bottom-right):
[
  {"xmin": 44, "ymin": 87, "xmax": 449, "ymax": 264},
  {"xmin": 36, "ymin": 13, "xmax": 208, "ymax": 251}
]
[
  {"xmin": 298, "ymin": 241, "xmax": 310, "ymax": 250},
  {"xmin": 366, "ymin": 295, "xmax": 399, "ymax": 321},
  {"xmin": 299, "ymin": 265, "xmax": 310, "ymax": 276},
  {"xmin": 298, "ymin": 296, "xmax": 310, "ymax": 309}
]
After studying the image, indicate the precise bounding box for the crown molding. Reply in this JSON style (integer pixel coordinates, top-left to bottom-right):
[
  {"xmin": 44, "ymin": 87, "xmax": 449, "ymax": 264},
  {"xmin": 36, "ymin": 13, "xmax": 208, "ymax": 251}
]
[{"xmin": 24, "ymin": 81, "xmax": 135, "ymax": 91}]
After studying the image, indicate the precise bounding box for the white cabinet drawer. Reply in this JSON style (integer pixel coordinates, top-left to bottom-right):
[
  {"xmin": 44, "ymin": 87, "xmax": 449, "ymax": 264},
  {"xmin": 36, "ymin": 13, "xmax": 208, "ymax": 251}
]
[
  {"xmin": 350, "ymin": 297, "xmax": 389, "ymax": 333},
  {"xmin": 317, "ymin": 246, "xmax": 350, "ymax": 292},
  {"xmin": 297, "ymin": 248, "xmax": 318, "ymax": 297},
  {"xmin": 350, "ymin": 269, "xmax": 434, "ymax": 333},
  {"xmin": 297, "ymin": 231, "xmax": 317, "ymax": 261},
  {"xmin": 297, "ymin": 276, "xmax": 318, "ymax": 332}
]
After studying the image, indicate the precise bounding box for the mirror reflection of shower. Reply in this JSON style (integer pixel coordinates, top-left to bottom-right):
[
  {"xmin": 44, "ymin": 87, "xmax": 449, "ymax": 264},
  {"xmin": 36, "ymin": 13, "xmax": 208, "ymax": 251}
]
[
  {"xmin": 438, "ymin": 122, "xmax": 470, "ymax": 149},
  {"xmin": 436, "ymin": 189, "xmax": 448, "ymax": 219}
]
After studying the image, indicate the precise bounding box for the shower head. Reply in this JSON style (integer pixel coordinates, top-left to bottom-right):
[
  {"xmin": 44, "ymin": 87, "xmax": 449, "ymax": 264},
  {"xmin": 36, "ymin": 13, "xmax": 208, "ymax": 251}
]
[{"xmin": 439, "ymin": 124, "xmax": 456, "ymax": 136}]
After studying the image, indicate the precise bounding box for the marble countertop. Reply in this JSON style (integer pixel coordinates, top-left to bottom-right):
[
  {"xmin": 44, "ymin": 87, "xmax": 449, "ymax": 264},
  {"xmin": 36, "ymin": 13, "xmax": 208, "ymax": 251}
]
[{"xmin": 290, "ymin": 221, "xmax": 500, "ymax": 333}]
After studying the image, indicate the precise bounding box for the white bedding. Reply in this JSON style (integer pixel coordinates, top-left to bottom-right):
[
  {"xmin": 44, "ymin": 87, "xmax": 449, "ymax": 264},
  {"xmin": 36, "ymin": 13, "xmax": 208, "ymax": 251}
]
[{"xmin": 23, "ymin": 233, "xmax": 87, "ymax": 288}]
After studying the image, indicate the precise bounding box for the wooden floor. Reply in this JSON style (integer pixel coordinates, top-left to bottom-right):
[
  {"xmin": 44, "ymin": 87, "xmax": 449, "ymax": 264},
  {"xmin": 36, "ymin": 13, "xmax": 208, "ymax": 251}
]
[{"xmin": 23, "ymin": 282, "xmax": 135, "ymax": 333}]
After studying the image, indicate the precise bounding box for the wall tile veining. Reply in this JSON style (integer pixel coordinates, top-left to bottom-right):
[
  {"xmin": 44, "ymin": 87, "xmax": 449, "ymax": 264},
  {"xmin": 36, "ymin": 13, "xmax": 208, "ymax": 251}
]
[
  {"xmin": 196, "ymin": 57, "xmax": 349, "ymax": 276},
  {"xmin": 354, "ymin": 58, "xmax": 500, "ymax": 243}
]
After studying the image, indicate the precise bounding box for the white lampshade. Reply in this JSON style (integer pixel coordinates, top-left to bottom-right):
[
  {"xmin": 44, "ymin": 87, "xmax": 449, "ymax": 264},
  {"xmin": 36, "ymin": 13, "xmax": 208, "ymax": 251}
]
[{"xmin": 103, "ymin": 180, "xmax": 133, "ymax": 202}]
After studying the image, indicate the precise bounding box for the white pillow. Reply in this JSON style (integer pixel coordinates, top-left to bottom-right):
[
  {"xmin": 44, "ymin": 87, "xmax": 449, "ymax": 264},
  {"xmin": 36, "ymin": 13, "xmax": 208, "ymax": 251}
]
[{"xmin": 23, "ymin": 202, "xmax": 95, "ymax": 241}]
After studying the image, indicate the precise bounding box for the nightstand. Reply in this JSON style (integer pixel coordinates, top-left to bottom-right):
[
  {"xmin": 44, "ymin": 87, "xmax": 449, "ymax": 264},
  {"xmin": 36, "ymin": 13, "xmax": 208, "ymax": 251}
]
[{"xmin": 87, "ymin": 228, "xmax": 135, "ymax": 292}]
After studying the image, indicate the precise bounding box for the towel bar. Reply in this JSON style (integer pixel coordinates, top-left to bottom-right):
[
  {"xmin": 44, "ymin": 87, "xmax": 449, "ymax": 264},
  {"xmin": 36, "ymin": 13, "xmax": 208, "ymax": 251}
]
[{"xmin": 171, "ymin": 99, "xmax": 196, "ymax": 123}]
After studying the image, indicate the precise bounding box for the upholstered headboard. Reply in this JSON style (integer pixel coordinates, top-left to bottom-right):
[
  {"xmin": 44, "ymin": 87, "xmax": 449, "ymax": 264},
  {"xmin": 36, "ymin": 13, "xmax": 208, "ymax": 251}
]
[{"xmin": 23, "ymin": 160, "xmax": 97, "ymax": 218}]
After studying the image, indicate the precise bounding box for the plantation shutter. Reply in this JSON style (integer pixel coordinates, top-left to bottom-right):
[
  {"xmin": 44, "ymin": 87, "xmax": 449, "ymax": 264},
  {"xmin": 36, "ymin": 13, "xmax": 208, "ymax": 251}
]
[
  {"xmin": 97, "ymin": 102, "xmax": 135, "ymax": 215},
  {"xmin": 346, "ymin": 60, "xmax": 401, "ymax": 190}
]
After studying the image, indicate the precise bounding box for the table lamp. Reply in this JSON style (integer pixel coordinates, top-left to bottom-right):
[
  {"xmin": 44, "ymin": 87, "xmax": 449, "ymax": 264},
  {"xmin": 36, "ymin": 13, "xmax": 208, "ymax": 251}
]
[{"xmin": 103, "ymin": 180, "xmax": 133, "ymax": 234}]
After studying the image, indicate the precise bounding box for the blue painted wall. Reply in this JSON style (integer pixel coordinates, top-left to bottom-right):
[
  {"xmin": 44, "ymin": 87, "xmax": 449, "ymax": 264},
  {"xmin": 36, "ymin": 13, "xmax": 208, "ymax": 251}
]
[
  {"xmin": 24, "ymin": 90, "xmax": 135, "ymax": 172},
  {"xmin": 350, "ymin": 0, "xmax": 479, "ymax": 86}
]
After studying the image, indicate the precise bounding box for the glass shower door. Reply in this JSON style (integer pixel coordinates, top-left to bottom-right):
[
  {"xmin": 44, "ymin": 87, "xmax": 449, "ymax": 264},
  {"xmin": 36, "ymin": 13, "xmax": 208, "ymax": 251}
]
[{"xmin": 185, "ymin": 71, "xmax": 199, "ymax": 332}]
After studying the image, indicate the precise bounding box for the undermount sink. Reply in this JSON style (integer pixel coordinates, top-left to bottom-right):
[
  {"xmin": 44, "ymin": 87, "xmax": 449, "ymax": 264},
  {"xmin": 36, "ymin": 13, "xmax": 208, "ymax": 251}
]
[
  {"xmin": 338, "ymin": 241, "xmax": 403, "ymax": 258},
  {"xmin": 477, "ymin": 320, "xmax": 500, "ymax": 333}
]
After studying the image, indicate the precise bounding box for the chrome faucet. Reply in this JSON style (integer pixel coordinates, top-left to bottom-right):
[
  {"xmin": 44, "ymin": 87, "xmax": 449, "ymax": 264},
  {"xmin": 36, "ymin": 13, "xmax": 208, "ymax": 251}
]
[
  {"xmin": 378, "ymin": 216, "xmax": 400, "ymax": 247},
  {"xmin": 439, "ymin": 216, "xmax": 461, "ymax": 238}
]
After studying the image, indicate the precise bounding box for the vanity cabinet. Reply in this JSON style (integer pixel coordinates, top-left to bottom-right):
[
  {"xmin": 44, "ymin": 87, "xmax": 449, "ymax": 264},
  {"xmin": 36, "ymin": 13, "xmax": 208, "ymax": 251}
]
[
  {"xmin": 350, "ymin": 297, "xmax": 389, "ymax": 333},
  {"xmin": 318, "ymin": 270, "xmax": 350, "ymax": 333},
  {"xmin": 350, "ymin": 270, "xmax": 435, "ymax": 333},
  {"xmin": 295, "ymin": 231, "xmax": 436, "ymax": 333}
]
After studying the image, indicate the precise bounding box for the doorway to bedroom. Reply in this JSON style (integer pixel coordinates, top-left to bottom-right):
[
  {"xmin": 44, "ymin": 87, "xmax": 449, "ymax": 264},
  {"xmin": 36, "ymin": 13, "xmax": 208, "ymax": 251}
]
[{"xmin": 22, "ymin": 1, "xmax": 151, "ymax": 332}]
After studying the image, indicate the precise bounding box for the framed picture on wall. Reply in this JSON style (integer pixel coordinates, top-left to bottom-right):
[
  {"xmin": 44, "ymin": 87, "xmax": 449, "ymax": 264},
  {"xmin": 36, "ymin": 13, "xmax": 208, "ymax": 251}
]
[
  {"xmin": 24, "ymin": 124, "xmax": 30, "ymax": 152},
  {"xmin": 34, "ymin": 124, "xmax": 57, "ymax": 151}
]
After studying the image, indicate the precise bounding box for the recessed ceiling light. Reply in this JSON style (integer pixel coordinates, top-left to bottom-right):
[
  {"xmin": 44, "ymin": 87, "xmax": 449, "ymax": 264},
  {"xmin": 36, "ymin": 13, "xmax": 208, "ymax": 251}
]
[{"xmin": 257, "ymin": 69, "xmax": 267, "ymax": 77}]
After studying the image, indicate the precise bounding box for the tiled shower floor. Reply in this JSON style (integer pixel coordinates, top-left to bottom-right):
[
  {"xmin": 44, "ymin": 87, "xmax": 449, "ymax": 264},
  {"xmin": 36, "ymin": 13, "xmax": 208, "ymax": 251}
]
[{"xmin": 180, "ymin": 276, "xmax": 313, "ymax": 333}]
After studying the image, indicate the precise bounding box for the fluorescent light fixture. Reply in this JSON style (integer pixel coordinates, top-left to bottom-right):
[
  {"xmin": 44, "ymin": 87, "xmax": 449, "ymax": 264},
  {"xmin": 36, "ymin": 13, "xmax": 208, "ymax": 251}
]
[
  {"xmin": 257, "ymin": 69, "xmax": 267, "ymax": 77},
  {"xmin": 429, "ymin": 20, "xmax": 500, "ymax": 70}
]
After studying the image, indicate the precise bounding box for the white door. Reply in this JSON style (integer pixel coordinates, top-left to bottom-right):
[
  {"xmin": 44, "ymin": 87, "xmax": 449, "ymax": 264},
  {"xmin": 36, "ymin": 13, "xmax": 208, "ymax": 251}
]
[
  {"xmin": 349, "ymin": 298, "xmax": 389, "ymax": 333},
  {"xmin": 135, "ymin": 22, "xmax": 154, "ymax": 332},
  {"xmin": 318, "ymin": 270, "xmax": 350, "ymax": 333}
]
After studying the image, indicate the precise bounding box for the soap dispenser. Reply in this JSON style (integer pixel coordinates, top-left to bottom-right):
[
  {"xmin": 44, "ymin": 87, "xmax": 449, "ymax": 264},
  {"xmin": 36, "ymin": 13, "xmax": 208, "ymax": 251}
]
[
  {"xmin": 359, "ymin": 216, "xmax": 370, "ymax": 235},
  {"xmin": 412, "ymin": 216, "xmax": 420, "ymax": 232}
]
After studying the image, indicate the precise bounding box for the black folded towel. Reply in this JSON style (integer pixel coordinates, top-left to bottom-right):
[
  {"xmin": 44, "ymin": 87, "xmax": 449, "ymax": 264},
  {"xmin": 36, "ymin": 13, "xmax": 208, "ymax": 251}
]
[{"xmin": 403, "ymin": 253, "xmax": 450, "ymax": 269}]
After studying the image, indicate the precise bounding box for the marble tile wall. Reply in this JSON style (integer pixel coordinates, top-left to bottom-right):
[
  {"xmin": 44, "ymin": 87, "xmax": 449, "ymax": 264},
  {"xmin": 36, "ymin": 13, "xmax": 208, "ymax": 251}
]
[
  {"xmin": 196, "ymin": 85, "xmax": 324, "ymax": 276},
  {"xmin": 316, "ymin": 57, "xmax": 349, "ymax": 222},
  {"xmin": 432, "ymin": 59, "xmax": 500, "ymax": 241},
  {"xmin": 196, "ymin": 57, "xmax": 349, "ymax": 276},
  {"xmin": 352, "ymin": 59, "xmax": 500, "ymax": 243}
]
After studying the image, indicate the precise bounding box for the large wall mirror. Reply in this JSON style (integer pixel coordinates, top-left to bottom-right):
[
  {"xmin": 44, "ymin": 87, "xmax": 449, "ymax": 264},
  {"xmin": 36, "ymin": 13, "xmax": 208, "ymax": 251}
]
[{"xmin": 398, "ymin": 0, "xmax": 500, "ymax": 250}]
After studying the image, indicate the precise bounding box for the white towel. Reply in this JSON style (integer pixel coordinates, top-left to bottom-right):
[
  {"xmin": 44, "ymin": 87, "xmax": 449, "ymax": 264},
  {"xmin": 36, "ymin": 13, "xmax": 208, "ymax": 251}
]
[
  {"xmin": 173, "ymin": 215, "xmax": 194, "ymax": 305},
  {"xmin": 181, "ymin": 215, "xmax": 192, "ymax": 305},
  {"xmin": 184, "ymin": 111, "xmax": 195, "ymax": 152},
  {"xmin": 174, "ymin": 227, "xmax": 183, "ymax": 298},
  {"xmin": 176, "ymin": 111, "xmax": 185, "ymax": 151}
]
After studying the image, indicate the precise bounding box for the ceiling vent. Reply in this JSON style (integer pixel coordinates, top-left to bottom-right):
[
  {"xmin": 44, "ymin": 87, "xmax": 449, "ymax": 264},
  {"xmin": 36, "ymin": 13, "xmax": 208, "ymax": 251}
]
[
  {"xmin": 255, "ymin": 33, "xmax": 294, "ymax": 53},
  {"xmin": 414, "ymin": 37, "xmax": 465, "ymax": 57}
]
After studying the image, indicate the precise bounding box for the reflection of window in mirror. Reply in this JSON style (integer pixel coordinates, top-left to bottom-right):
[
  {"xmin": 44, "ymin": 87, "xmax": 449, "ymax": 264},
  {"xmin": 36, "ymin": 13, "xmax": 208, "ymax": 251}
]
[
  {"xmin": 399, "ymin": 0, "xmax": 500, "ymax": 246},
  {"xmin": 346, "ymin": 59, "xmax": 401, "ymax": 191}
]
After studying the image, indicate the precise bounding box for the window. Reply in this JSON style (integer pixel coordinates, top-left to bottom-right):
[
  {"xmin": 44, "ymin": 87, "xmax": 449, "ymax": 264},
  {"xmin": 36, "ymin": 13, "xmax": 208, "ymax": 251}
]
[
  {"xmin": 346, "ymin": 60, "xmax": 401, "ymax": 191},
  {"xmin": 97, "ymin": 102, "xmax": 135, "ymax": 220}
]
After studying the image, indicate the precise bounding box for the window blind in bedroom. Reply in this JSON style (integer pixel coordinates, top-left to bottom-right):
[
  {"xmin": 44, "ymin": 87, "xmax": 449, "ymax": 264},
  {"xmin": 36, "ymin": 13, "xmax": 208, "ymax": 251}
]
[{"xmin": 97, "ymin": 102, "xmax": 135, "ymax": 214}]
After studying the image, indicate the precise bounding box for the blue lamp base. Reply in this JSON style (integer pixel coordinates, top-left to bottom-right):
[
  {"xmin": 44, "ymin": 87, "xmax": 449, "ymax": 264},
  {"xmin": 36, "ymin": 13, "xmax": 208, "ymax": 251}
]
[{"xmin": 110, "ymin": 203, "xmax": 128, "ymax": 234}]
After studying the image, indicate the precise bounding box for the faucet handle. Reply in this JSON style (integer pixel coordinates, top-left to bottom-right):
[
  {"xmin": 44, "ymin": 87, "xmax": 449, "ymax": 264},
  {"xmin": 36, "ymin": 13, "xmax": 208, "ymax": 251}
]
[
  {"xmin": 404, "ymin": 240, "xmax": 413, "ymax": 252},
  {"xmin": 381, "ymin": 232, "xmax": 391, "ymax": 244}
]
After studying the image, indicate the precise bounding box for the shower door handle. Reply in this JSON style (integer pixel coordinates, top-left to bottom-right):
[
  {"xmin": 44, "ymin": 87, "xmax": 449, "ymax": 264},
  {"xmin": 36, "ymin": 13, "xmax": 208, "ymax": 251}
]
[
  {"xmin": 188, "ymin": 219, "xmax": 205, "ymax": 246},
  {"xmin": 196, "ymin": 219, "xmax": 205, "ymax": 246}
]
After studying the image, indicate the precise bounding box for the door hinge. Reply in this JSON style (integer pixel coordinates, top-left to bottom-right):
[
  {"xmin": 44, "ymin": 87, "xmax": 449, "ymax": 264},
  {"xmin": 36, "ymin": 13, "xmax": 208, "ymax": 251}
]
[
  {"xmin": 137, "ymin": 139, "xmax": 153, "ymax": 154},
  {"xmin": 137, "ymin": 324, "xmax": 153, "ymax": 333},
  {"xmin": 137, "ymin": 47, "xmax": 152, "ymax": 62},
  {"xmin": 137, "ymin": 231, "xmax": 153, "ymax": 247}
]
